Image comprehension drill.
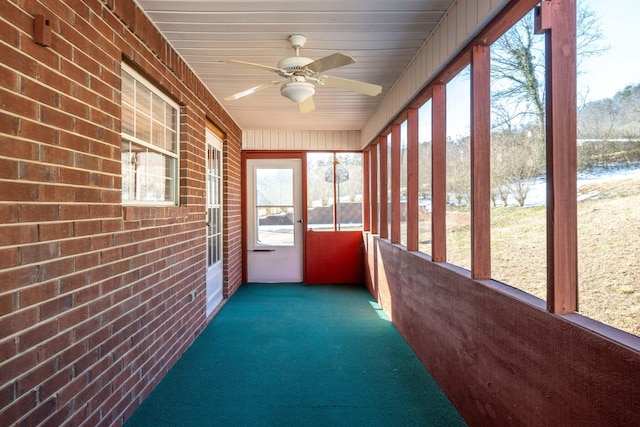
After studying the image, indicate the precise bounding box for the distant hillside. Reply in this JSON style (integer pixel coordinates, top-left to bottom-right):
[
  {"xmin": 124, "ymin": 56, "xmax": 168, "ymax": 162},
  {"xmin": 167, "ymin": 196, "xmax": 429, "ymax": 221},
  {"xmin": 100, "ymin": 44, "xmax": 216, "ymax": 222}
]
[
  {"xmin": 579, "ymin": 83, "xmax": 640, "ymax": 140},
  {"xmin": 577, "ymin": 84, "xmax": 640, "ymax": 169}
]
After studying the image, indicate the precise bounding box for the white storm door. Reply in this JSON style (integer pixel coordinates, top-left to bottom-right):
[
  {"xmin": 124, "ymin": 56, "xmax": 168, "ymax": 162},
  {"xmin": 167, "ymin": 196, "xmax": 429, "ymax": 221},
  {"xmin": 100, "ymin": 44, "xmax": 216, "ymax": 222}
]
[
  {"xmin": 205, "ymin": 129, "xmax": 223, "ymax": 317},
  {"xmin": 246, "ymin": 158, "xmax": 303, "ymax": 283}
]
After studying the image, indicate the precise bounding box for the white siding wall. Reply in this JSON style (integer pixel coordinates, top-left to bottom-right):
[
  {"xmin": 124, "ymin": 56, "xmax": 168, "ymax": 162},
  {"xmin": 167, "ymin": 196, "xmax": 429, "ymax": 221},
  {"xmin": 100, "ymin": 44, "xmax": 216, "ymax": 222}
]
[
  {"xmin": 243, "ymin": 130, "xmax": 362, "ymax": 151},
  {"xmin": 360, "ymin": 0, "xmax": 507, "ymax": 147}
]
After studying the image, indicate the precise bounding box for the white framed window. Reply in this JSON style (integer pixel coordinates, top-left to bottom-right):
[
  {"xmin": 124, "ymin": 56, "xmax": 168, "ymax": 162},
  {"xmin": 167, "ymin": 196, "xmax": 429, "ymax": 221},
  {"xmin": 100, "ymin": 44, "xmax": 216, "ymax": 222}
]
[{"xmin": 121, "ymin": 63, "xmax": 179, "ymax": 205}]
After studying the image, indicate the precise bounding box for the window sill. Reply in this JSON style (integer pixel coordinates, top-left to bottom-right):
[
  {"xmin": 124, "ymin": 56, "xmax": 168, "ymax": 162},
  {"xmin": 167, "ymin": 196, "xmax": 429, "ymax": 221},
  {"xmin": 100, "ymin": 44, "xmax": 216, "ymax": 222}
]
[{"xmin": 122, "ymin": 205, "xmax": 190, "ymax": 221}]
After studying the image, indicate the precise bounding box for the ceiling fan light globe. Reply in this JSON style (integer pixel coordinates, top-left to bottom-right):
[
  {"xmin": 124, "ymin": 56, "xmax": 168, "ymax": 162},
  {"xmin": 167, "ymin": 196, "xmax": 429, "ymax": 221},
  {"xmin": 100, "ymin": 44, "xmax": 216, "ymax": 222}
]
[{"xmin": 280, "ymin": 81, "xmax": 315, "ymax": 103}]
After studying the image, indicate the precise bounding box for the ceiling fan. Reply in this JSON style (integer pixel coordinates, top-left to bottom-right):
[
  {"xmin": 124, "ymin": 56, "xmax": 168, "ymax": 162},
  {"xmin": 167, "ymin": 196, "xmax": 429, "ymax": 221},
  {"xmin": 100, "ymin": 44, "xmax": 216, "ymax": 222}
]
[{"xmin": 221, "ymin": 34, "xmax": 382, "ymax": 113}]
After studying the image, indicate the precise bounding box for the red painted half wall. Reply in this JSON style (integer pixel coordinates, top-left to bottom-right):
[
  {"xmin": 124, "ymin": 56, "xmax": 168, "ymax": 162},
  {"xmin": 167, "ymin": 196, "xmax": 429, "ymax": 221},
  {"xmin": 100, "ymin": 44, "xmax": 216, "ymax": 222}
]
[
  {"xmin": 305, "ymin": 230, "xmax": 363, "ymax": 283},
  {"xmin": 363, "ymin": 233, "xmax": 640, "ymax": 426}
]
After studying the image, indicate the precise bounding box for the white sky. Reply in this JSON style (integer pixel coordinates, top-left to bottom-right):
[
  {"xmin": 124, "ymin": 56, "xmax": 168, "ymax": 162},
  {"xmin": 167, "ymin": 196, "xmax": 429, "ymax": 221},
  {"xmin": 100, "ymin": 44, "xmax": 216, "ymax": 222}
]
[{"xmin": 578, "ymin": 0, "xmax": 640, "ymax": 102}]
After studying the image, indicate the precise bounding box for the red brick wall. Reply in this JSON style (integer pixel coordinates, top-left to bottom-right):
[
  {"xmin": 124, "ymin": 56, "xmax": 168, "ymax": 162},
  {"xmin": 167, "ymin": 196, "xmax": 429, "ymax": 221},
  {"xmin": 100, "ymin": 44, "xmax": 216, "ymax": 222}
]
[
  {"xmin": 223, "ymin": 133, "xmax": 243, "ymax": 297},
  {"xmin": 0, "ymin": 1, "xmax": 243, "ymax": 425}
]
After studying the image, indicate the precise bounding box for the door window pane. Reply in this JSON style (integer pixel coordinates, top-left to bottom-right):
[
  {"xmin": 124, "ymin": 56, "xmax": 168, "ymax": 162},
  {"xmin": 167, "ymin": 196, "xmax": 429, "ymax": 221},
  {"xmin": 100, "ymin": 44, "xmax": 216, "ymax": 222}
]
[
  {"xmin": 256, "ymin": 168, "xmax": 294, "ymax": 245},
  {"xmin": 207, "ymin": 140, "xmax": 223, "ymax": 268}
]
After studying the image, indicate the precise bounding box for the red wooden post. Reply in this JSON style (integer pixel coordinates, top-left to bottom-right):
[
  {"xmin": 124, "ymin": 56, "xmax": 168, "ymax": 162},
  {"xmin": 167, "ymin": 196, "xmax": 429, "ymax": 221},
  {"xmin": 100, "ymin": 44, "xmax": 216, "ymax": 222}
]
[
  {"xmin": 407, "ymin": 109, "xmax": 419, "ymax": 251},
  {"xmin": 363, "ymin": 149, "xmax": 371, "ymax": 232},
  {"xmin": 391, "ymin": 124, "xmax": 401, "ymax": 244},
  {"xmin": 431, "ymin": 84, "xmax": 447, "ymax": 262},
  {"xmin": 540, "ymin": 0, "xmax": 578, "ymax": 313},
  {"xmin": 470, "ymin": 45, "xmax": 491, "ymax": 279},
  {"xmin": 332, "ymin": 154, "xmax": 339, "ymax": 231},
  {"xmin": 370, "ymin": 143, "xmax": 379, "ymax": 235},
  {"xmin": 379, "ymin": 135, "xmax": 389, "ymax": 239}
]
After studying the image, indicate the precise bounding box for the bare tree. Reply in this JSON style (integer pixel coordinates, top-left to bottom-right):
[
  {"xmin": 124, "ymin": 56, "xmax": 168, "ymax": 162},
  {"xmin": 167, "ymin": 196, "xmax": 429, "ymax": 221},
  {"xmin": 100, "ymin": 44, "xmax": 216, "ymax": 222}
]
[
  {"xmin": 491, "ymin": 4, "xmax": 607, "ymax": 133},
  {"xmin": 491, "ymin": 126, "xmax": 542, "ymax": 207},
  {"xmin": 446, "ymin": 137, "xmax": 470, "ymax": 206},
  {"xmin": 578, "ymin": 84, "xmax": 640, "ymax": 168},
  {"xmin": 490, "ymin": 4, "xmax": 607, "ymax": 205}
]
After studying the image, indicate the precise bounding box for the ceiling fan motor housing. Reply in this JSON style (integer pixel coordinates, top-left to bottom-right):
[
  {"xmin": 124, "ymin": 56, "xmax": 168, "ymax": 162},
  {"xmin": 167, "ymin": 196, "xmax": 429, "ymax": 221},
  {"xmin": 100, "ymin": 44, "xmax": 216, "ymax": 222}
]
[{"xmin": 277, "ymin": 56, "xmax": 314, "ymax": 76}]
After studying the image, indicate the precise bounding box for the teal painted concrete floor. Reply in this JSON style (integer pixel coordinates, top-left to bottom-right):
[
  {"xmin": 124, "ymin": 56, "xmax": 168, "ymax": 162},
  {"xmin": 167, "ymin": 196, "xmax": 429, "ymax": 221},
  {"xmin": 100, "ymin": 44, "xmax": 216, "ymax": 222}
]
[{"xmin": 125, "ymin": 283, "xmax": 467, "ymax": 426}]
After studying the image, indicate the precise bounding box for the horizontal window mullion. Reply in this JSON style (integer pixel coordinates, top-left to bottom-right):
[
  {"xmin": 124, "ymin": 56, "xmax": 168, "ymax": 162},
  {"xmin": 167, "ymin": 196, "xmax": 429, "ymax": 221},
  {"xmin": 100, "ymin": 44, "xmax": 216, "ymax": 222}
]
[{"xmin": 121, "ymin": 134, "xmax": 178, "ymax": 159}]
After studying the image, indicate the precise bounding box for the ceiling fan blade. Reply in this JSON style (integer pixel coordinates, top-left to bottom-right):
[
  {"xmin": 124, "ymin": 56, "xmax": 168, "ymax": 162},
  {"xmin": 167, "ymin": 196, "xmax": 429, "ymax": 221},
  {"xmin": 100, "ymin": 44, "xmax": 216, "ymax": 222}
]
[
  {"xmin": 319, "ymin": 76, "xmax": 382, "ymax": 97},
  {"xmin": 224, "ymin": 81, "xmax": 281, "ymax": 101},
  {"xmin": 306, "ymin": 53, "xmax": 355, "ymax": 73},
  {"xmin": 220, "ymin": 59, "xmax": 283, "ymax": 74},
  {"xmin": 298, "ymin": 96, "xmax": 315, "ymax": 113}
]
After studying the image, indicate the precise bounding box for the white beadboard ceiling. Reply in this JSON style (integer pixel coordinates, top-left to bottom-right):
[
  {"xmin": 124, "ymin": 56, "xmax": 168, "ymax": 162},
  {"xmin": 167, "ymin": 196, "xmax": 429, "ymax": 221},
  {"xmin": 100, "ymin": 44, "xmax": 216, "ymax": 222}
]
[{"xmin": 136, "ymin": 0, "xmax": 456, "ymax": 132}]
